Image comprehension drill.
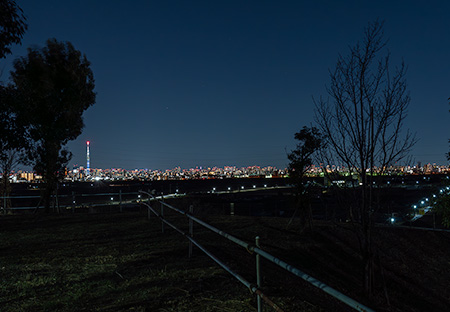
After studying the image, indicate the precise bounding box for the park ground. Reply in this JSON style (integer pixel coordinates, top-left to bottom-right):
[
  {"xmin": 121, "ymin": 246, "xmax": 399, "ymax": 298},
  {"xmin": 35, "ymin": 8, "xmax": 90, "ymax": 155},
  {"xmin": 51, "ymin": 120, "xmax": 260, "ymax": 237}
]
[{"xmin": 1, "ymin": 206, "xmax": 450, "ymax": 311}]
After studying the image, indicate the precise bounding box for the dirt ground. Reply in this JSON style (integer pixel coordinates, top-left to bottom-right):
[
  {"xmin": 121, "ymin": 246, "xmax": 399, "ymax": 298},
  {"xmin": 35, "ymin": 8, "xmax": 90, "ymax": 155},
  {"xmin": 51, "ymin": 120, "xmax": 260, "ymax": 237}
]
[{"xmin": 1, "ymin": 208, "xmax": 449, "ymax": 311}]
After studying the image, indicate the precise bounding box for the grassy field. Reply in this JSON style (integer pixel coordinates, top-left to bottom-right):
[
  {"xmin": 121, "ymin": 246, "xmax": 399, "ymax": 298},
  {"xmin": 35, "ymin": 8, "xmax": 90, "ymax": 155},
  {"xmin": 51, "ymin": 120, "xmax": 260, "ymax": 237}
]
[{"xmin": 1, "ymin": 207, "xmax": 450, "ymax": 311}]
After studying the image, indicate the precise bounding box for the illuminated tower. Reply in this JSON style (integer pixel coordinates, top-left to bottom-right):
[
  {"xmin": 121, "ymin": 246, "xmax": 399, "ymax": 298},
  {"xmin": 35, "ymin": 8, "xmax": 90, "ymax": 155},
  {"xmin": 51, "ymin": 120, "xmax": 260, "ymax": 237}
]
[{"xmin": 86, "ymin": 141, "xmax": 90, "ymax": 175}]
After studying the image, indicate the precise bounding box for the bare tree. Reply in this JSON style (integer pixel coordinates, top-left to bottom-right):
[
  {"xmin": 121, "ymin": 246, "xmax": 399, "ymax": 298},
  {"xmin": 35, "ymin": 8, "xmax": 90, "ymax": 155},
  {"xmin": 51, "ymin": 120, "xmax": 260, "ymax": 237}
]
[{"xmin": 314, "ymin": 20, "xmax": 416, "ymax": 296}]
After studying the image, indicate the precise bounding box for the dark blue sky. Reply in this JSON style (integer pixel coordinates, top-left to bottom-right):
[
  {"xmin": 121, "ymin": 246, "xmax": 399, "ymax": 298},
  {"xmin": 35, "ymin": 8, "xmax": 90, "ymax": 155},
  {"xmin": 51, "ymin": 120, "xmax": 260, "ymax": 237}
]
[{"xmin": 3, "ymin": 1, "xmax": 450, "ymax": 170}]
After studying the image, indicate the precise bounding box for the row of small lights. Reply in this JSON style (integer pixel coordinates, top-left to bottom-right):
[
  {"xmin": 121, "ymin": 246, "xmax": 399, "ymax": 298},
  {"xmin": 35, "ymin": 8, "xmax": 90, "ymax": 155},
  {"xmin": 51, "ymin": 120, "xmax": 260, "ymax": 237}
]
[
  {"xmin": 209, "ymin": 184, "xmax": 268, "ymax": 193},
  {"xmin": 388, "ymin": 185, "xmax": 450, "ymax": 224},
  {"xmin": 410, "ymin": 186, "xmax": 450, "ymax": 211},
  {"xmin": 128, "ymin": 185, "xmax": 271, "ymax": 199}
]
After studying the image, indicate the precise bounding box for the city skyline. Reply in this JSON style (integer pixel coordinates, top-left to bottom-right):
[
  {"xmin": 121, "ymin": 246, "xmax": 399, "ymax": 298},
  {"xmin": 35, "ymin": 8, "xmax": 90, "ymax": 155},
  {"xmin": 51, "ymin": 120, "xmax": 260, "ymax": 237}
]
[{"xmin": 3, "ymin": 1, "xmax": 450, "ymax": 170}]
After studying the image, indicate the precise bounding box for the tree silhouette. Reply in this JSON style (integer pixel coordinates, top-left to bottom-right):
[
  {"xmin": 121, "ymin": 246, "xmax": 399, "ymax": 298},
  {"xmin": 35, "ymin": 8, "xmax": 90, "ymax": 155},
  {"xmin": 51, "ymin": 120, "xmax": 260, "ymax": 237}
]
[
  {"xmin": 315, "ymin": 20, "xmax": 416, "ymax": 296},
  {"xmin": 0, "ymin": 0, "xmax": 27, "ymax": 59},
  {"xmin": 287, "ymin": 126, "xmax": 323, "ymax": 230},
  {"xmin": 11, "ymin": 39, "xmax": 95, "ymax": 212},
  {"xmin": 0, "ymin": 0, "xmax": 27, "ymax": 210},
  {"xmin": 0, "ymin": 85, "xmax": 28, "ymax": 210},
  {"xmin": 447, "ymin": 97, "xmax": 450, "ymax": 161},
  {"xmin": 436, "ymin": 98, "xmax": 450, "ymax": 227}
]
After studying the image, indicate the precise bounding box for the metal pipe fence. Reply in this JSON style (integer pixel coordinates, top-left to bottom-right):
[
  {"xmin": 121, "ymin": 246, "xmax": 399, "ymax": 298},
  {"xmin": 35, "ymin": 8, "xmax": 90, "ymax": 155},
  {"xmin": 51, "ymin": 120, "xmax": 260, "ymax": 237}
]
[
  {"xmin": 0, "ymin": 191, "xmax": 143, "ymax": 212},
  {"xmin": 144, "ymin": 201, "xmax": 284, "ymax": 312},
  {"xmin": 139, "ymin": 190, "xmax": 375, "ymax": 312}
]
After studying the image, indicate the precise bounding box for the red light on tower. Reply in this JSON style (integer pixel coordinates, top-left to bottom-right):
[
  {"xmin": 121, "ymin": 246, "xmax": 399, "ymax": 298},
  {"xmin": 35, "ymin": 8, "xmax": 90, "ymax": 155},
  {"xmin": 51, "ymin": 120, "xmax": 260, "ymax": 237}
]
[{"xmin": 87, "ymin": 141, "xmax": 90, "ymax": 145}]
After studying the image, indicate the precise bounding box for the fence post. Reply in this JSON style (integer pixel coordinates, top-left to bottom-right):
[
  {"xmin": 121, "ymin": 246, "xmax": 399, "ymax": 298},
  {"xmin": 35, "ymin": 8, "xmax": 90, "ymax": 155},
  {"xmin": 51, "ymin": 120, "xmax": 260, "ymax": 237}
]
[
  {"xmin": 55, "ymin": 188, "xmax": 60, "ymax": 214},
  {"xmin": 256, "ymin": 236, "xmax": 262, "ymax": 312},
  {"xmin": 119, "ymin": 189, "xmax": 122, "ymax": 213},
  {"xmin": 72, "ymin": 191, "xmax": 75, "ymax": 213},
  {"xmin": 161, "ymin": 193, "xmax": 164, "ymax": 233},
  {"xmin": 189, "ymin": 205, "xmax": 194, "ymax": 258}
]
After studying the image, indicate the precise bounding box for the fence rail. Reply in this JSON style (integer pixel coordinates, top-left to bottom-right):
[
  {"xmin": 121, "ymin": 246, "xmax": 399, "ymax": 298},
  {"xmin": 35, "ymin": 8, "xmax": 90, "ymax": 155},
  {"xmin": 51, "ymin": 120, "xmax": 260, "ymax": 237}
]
[
  {"xmin": 145, "ymin": 202, "xmax": 284, "ymax": 311},
  {"xmin": 0, "ymin": 191, "xmax": 145, "ymax": 212},
  {"xmin": 140, "ymin": 190, "xmax": 375, "ymax": 312}
]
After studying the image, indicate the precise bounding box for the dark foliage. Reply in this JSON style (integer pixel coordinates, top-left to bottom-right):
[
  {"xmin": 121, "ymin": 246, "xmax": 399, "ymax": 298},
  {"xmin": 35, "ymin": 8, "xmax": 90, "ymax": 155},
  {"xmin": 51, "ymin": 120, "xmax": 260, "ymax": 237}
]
[
  {"xmin": 287, "ymin": 126, "xmax": 323, "ymax": 230},
  {"xmin": 447, "ymin": 97, "xmax": 450, "ymax": 161},
  {"xmin": 287, "ymin": 126, "xmax": 322, "ymax": 181},
  {"xmin": 0, "ymin": 0, "xmax": 27, "ymax": 59},
  {"xmin": 11, "ymin": 39, "xmax": 95, "ymax": 211},
  {"xmin": 0, "ymin": 0, "xmax": 27, "ymax": 207}
]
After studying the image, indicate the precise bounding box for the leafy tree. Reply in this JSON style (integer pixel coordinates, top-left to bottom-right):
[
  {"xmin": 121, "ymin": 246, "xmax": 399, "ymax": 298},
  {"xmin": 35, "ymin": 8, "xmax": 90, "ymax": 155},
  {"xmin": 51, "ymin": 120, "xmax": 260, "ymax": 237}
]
[
  {"xmin": 0, "ymin": 85, "xmax": 27, "ymax": 210},
  {"xmin": 447, "ymin": 97, "xmax": 450, "ymax": 161},
  {"xmin": 315, "ymin": 20, "xmax": 416, "ymax": 296},
  {"xmin": 0, "ymin": 0, "xmax": 27, "ymax": 59},
  {"xmin": 11, "ymin": 39, "xmax": 95, "ymax": 212},
  {"xmin": 434, "ymin": 190, "xmax": 450, "ymax": 228},
  {"xmin": 0, "ymin": 0, "xmax": 27, "ymax": 210},
  {"xmin": 287, "ymin": 126, "xmax": 323, "ymax": 230},
  {"xmin": 436, "ymin": 98, "xmax": 450, "ymax": 226}
]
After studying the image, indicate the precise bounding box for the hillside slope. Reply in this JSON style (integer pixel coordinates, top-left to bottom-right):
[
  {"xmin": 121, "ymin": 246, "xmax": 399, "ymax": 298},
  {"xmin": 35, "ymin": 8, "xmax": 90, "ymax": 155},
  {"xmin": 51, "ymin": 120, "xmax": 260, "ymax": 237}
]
[{"xmin": 1, "ymin": 211, "xmax": 449, "ymax": 311}]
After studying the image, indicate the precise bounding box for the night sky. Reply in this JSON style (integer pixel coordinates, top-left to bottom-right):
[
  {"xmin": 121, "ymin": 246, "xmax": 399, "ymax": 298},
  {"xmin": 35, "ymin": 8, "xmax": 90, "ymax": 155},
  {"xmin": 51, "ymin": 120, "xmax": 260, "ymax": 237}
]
[{"xmin": 3, "ymin": 1, "xmax": 450, "ymax": 170}]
